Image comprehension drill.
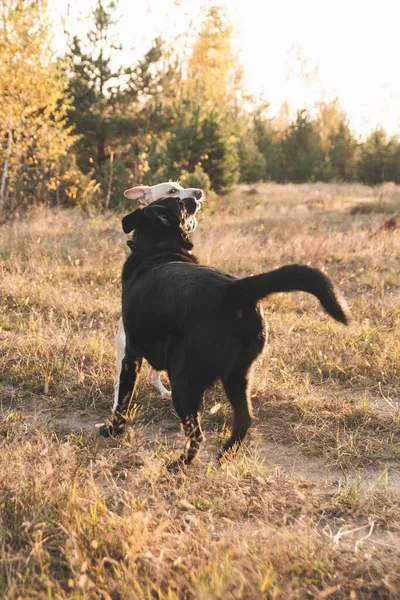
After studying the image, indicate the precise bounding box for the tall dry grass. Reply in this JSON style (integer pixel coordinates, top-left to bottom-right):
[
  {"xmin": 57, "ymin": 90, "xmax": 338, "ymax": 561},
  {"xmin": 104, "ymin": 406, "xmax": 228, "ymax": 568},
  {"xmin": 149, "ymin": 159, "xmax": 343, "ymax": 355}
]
[{"xmin": 0, "ymin": 183, "xmax": 399, "ymax": 598}]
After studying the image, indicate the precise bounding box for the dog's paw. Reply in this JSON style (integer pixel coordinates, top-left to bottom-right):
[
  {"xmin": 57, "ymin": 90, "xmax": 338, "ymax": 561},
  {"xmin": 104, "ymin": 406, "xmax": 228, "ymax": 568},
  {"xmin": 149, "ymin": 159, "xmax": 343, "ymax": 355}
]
[
  {"xmin": 167, "ymin": 457, "xmax": 187, "ymax": 473},
  {"xmin": 97, "ymin": 418, "xmax": 127, "ymax": 437},
  {"xmin": 162, "ymin": 389, "xmax": 172, "ymax": 398},
  {"xmin": 217, "ymin": 454, "xmax": 229, "ymax": 467},
  {"xmin": 166, "ymin": 460, "xmax": 183, "ymax": 473},
  {"xmin": 217, "ymin": 448, "xmax": 235, "ymax": 466},
  {"xmin": 97, "ymin": 423, "xmax": 113, "ymax": 437}
]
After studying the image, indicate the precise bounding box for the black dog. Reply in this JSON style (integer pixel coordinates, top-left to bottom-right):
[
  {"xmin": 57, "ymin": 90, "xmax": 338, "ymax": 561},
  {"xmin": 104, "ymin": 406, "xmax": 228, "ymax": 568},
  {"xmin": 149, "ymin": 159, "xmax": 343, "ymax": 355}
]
[{"xmin": 100, "ymin": 195, "xmax": 349, "ymax": 466}]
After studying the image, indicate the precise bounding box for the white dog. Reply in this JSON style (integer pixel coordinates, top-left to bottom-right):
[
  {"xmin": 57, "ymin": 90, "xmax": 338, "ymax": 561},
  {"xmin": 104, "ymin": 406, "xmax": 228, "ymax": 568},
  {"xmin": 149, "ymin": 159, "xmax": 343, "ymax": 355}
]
[{"xmin": 114, "ymin": 182, "xmax": 204, "ymax": 410}]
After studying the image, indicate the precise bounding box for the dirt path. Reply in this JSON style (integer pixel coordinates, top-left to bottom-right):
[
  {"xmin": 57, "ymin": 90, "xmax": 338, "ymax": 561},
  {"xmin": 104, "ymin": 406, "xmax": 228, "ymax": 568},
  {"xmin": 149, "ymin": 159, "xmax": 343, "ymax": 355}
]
[{"xmin": 2, "ymin": 382, "xmax": 399, "ymax": 492}]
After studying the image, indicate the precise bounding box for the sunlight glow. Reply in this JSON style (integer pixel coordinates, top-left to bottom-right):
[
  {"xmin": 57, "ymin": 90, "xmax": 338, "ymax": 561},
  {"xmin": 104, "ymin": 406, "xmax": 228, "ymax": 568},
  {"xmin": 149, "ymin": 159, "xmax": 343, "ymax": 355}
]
[{"xmin": 49, "ymin": 0, "xmax": 400, "ymax": 137}]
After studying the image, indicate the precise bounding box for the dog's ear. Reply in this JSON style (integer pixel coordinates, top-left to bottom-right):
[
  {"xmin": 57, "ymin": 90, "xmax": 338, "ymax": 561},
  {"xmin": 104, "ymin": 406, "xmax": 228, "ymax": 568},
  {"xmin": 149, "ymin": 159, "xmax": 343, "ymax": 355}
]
[
  {"xmin": 122, "ymin": 205, "xmax": 170, "ymax": 233},
  {"xmin": 122, "ymin": 209, "xmax": 144, "ymax": 233},
  {"xmin": 124, "ymin": 185, "xmax": 150, "ymax": 204}
]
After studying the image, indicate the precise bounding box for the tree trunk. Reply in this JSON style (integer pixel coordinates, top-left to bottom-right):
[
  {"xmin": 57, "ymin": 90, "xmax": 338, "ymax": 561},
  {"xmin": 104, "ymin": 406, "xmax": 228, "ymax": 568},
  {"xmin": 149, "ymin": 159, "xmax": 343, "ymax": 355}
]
[
  {"xmin": 5, "ymin": 127, "xmax": 21, "ymax": 210},
  {"xmin": 0, "ymin": 127, "xmax": 12, "ymax": 218}
]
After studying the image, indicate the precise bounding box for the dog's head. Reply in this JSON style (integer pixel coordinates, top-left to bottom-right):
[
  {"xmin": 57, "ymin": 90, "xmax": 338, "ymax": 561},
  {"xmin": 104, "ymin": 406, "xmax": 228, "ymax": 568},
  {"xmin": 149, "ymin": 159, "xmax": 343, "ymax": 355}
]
[
  {"xmin": 123, "ymin": 182, "xmax": 204, "ymax": 205},
  {"xmin": 122, "ymin": 195, "xmax": 202, "ymax": 250}
]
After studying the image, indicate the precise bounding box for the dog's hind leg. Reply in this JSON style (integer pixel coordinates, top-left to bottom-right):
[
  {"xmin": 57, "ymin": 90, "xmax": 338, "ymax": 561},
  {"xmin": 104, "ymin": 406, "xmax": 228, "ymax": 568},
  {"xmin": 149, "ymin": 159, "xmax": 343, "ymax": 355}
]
[
  {"xmin": 148, "ymin": 368, "xmax": 171, "ymax": 396},
  {"xmin": 100, "ymin": 345, "xmax": 142, "ymax": 437},
  {"xmin": 169, "ymin": 379, "xmax": 205, "ymax": 468},
  {"xmin": 219, "ymin": 367, "xmax": 254, "ymax": 461}
]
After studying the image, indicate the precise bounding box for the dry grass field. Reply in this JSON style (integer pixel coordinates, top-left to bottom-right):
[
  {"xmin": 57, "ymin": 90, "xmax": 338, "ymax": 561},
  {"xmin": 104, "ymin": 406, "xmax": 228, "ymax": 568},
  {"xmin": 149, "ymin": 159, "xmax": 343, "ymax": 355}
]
[{"xmin": 0, "ymin": 183, "xmax": 399, "ymax": 599}]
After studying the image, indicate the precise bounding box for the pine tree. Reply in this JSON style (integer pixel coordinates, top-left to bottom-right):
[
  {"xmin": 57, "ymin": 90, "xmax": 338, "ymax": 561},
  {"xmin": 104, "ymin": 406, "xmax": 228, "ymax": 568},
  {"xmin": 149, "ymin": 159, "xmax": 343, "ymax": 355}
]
[
  {"xmin": 163, "ymin": 97, "xmax": 204, "ymax": 178},
  {"xmin": 147, "ymin": 94, "xmax": 239, "ymax": 194},
  {"xmin": 237, "ymin": 132, "xmax": 267, "ymax": 183},
  {"xmin": 280, "ymin": 109, "xmax": 324, "ymax": 182},
  {"xmin": 65, "ymin": 1, "xmax": 169, "ymax": 204},
  {"xmin": 327, "ymin": 119, "xmax": 357, "ymax": 180},
  {"xmin": 386, "ymin": 138, "xmax": 400, "ymax": 183},
  {"xmin": 252, "ymin": 106, "xmax": 282, "ymax": 181},
  {"xmin": 356, "ymin": 128, "xmax": 399, "ymax": 184},
  {"xmin": 314, "ymin": 100, "xmax": 356, "ymax": 180},
  {"xmin": 66, "ymin": 0, "xmax": 129, "ymax": 172},
  {"xmin": 200, "ymin": 112, "xmax": 239, "ymax": 194}
]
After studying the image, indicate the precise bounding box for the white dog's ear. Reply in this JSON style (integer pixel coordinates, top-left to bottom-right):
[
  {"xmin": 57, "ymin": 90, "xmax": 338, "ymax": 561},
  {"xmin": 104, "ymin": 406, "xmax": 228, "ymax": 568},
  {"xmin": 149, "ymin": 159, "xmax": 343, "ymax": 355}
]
[{"xmin": 124, "ymin": 186, "xmax": 150, "ymax": 204}]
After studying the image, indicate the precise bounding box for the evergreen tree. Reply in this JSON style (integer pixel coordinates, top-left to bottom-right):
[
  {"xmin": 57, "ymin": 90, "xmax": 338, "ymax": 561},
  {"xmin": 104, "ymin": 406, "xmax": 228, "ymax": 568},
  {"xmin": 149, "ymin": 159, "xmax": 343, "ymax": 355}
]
[
  {"xmin": 280, "ymin": 109, "xmax": 324, "ymax": 182},
  {"xmin": 356, "ymin": 128, "xmax": 399, "ymax": 184},
  {"xmin": 200, "ymin": 113, "xmax": 239, "ymax": 194},
  {"xmin": 327, "ymin": 119, "xmax": 357, "ymax": 180},
  {"xmin": 66, "ymin": 1, "xmax": 125, "ymax": 172},
  {"xmin": 314, "ymin": 100, "xmax": 356, "ymax": 180},
  {"xmin": 147, "ymin": 94, "xmax": 239, "ymax": 194},
  {"xmin": 386, "ymin": 138, "xmax": 400, "ymax": 183},
  {"xmin": 163, "ymin": 97, "xmax": 204, "ymax": 178},
  {"xmin": 65, "ymin": 1, "xmax": 170, "ymax": 204},
  {"xmin": 237, "ymin": 134, "xmax": 267, "ymax": 183},
  {"xmin": 252, "ymin": 106, "xmax": 282, "ymax": 180}
]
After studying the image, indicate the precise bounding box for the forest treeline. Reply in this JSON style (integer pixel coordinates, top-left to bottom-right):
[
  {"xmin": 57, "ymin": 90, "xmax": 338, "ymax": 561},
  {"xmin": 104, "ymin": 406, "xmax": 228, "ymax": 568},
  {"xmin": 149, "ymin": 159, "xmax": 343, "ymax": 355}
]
[{"xmin": 1, "ymin": 0, "xmax": 399, "ymax": 217}]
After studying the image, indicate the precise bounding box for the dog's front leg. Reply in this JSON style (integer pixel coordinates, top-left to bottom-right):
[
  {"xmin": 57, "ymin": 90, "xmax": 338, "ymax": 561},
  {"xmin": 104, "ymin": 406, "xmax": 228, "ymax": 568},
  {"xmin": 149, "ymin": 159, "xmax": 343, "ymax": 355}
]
[
  {"xmin": 100, "ymin": 352, "xmax": 142, "ymax": 437},
  {"xmin": 182, "ymin": 414, "xmax": 204, "ymax": 465}
]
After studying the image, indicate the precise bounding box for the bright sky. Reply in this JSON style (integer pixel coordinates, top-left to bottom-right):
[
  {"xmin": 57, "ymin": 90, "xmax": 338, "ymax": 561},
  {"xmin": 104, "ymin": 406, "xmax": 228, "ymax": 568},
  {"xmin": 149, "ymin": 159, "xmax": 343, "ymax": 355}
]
[{"xmin": 49, "ymin": 0, "xmax": 400, "ymax": 137}]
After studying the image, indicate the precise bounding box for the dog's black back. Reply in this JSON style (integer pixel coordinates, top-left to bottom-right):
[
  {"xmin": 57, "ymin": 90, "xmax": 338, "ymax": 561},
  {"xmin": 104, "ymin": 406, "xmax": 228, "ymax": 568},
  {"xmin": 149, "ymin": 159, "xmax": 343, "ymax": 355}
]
[{"xmin": 103, "ymin": 196, "xmax": 349, "ymax": 466}]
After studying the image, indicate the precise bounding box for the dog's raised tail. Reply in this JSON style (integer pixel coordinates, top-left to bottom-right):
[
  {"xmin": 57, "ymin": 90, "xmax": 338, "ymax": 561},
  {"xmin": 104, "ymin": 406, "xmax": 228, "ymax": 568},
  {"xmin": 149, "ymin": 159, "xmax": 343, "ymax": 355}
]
[{"xmin": 224, "ymin": 264, "xmax": 350, "ymax": 324}]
